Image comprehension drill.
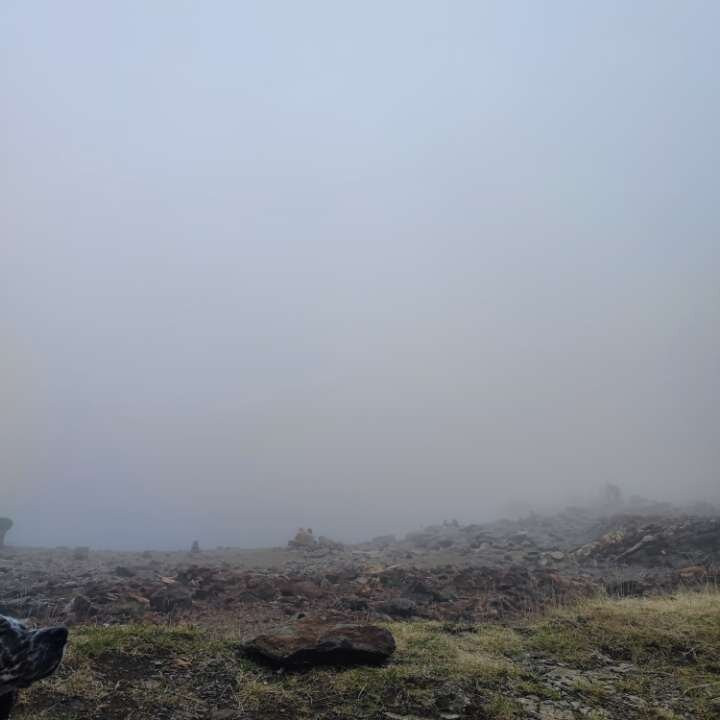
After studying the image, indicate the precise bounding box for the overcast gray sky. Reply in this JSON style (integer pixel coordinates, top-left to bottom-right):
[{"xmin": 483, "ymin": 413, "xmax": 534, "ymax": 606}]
[{"xmin": 2, "ymin": 1, "xmax": 718, "ymax": 549}]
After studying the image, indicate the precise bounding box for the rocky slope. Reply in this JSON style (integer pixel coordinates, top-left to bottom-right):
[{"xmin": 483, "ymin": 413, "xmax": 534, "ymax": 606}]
[{"xmin": 1, "ymin": 505, "xmax": 717, "ymax": 631}]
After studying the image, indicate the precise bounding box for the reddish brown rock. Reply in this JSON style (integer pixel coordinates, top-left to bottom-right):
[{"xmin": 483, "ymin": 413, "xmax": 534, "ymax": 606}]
[{"xmin": 243, "ymin": 620, "xmax": 395, "ymax": 667}]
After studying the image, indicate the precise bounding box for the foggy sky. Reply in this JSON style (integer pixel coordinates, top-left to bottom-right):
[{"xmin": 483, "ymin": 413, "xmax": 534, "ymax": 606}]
[{"xmin": 2, "ymin": 1, "xmax": 718, "ymax": 549}]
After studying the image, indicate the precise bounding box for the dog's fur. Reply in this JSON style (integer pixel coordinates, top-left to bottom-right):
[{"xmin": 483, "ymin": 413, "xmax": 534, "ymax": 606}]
[{"xmin": 0, "ymin": 616, "xmax": 68, "ymax": 719}]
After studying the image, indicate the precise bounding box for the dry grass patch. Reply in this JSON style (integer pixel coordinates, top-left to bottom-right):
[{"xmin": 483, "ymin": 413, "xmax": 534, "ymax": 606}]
[{"xmin": 14, "ymin": 589, "xmax": 720, "ymax": 720}]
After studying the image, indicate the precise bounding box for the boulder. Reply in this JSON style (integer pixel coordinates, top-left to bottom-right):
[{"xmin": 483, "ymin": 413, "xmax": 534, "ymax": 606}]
[
  {"xmin": 149, "ymin": 585, "xmax": 193, "ymax": 613},
  {"xmin": 243, "ymin": 620, "xmax": 395, "ymax": 667},
  {"xmin": 65, "ymin": 594, "xmax": 99, "ymax": 620},
  {"xmin": 574, "ymin": 516, "xmax": 720, "ymax": 568},
  {"xmin": 289, "ymin": 528, "xmax": 316, "ymax": 548}
]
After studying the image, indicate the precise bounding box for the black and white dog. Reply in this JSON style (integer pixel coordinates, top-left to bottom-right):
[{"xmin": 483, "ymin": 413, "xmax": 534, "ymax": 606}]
[{"xmin": 0, "ymin": 616, "xmax": 68, "ymax": 719}]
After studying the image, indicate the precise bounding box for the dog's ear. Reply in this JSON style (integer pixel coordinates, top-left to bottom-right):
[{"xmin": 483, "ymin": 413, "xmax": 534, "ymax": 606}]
[
  {"xmin": 0, "ymin": 617, "xmax": 25, "ymax": 634},
  {"xmin": 0, "ymin": 617, "xmax": 19, "ymax": 635}
]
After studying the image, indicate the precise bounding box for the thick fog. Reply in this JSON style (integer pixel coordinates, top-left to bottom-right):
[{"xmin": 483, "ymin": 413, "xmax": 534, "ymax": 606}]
[{"xmin": 2, "ymin": 2, "xmax": 718, "ymax": 549}]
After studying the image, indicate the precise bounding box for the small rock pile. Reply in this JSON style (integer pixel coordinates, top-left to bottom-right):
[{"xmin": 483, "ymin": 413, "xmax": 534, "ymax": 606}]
[{"xmin": 575, "ymin": 515, "xmax": 720, "ymax": 570}]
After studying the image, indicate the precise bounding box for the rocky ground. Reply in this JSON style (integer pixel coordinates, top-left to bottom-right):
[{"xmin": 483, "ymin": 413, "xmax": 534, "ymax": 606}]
[
  {"xmin": 1, "ymin": 505, "xmax": 718, "ymax": 628},
  {"xmin": 1, "ymin": 502, "xmax": 719, "ymax": 719}
]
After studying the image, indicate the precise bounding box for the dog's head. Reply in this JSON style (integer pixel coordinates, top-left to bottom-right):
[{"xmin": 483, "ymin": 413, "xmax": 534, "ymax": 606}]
[{"xmin": 0, "ymin": 615, "xmax": 67, "ymax": 716}]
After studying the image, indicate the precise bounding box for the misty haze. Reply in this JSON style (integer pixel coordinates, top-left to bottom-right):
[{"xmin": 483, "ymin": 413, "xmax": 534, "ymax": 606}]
[
  {"xmin": 3, "ymin": 3, "xmax": 717, "ymax": 551},
  {"xmin": 1, "ymin": 5, "xmax": 719, "ymax": 718}
]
